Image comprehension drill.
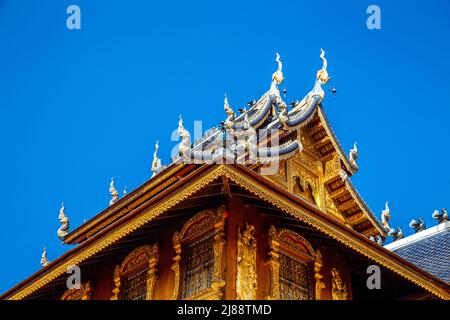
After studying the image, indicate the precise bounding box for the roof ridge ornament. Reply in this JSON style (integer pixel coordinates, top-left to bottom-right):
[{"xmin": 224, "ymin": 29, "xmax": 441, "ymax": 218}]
[
  {"xmin": 349, "ymin": 142, "xmax": 359, "ymax": 170},
  {"xmin": 57, "ymin": 202, "xmax": 69, "ymax": 241},
  {"xmin": 178, "ymin": 115, "xmax": 191, "ymax": 161},
  {"xmin": 432, "ymin": 208, "xmax": 448, "ymax": 224},
  {"xmin": 40, "ymin": 247, "xmax": 49, "ymax": 267},
  {"xmin": 272, "ymin": 52, "xmax": 284, "ymax": 85},
  {"xmin": 409, "ymin": 217, "xmax": 426, "ymax": 233},
  {"xmin": 151, "ymin": 140, "xmax": 163, "ymax": 178},
  {"xmin": 381, "ymin": 201, "xmax": 391, "ymax": 230},
  {"xmin": 109, "ymin": 177, "xmax": 119, "ymax": 206},
  {"xmin": 311, "ymin": 48, "xmax": 331, "ymax": 99}
]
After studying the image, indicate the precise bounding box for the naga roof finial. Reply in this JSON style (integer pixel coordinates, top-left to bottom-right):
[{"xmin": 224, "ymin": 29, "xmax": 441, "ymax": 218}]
[
  {"xmin": 349, "ymin": 142, "xmax": 359, "ymax": 169},
  {"xmin": 40, "ymin": 247, "xmax": 49, "ymax": 267},
  {"xmin": 272, "ymin": 52, "xmax": 285, "ymax": 85},
  {"xmin": 109, "ymin": 177, "xmax": 119, "ymax": 206},
  {"xmin": 317, "ymin": 48, "xmax": 330, "ymax": 84},
  {"xmin": 57, "ymin": 202, "xmax": 69, "ymax": 240},
  {"xmin": 151, "ymin": 140, "xmax": 162, "ymax": 177},
  {"xmin": 381, "ymin": 201, "xmax": 391, "ymax": 230},
  {"xmin": 224, "ymin": 94, "xmax": 234, "ymax": 116}
]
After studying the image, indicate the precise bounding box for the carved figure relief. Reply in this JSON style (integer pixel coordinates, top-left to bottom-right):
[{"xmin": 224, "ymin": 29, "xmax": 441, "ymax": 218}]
[{"xmin": 236, "ymin": 223, "xmax": 257, "ymax": 300}]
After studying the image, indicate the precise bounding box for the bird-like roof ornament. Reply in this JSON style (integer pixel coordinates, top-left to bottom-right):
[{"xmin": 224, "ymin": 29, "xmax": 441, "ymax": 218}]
[
  {"xmin": 57, "ymin": 202, "xmax": 69, "ymax": 240},
  {"xmin": 151, "ymin": 140, "xmax": 163, "ymax": 177},
  {"xmin": 109, "ymin": 177, "xmax": 119, "ymax": 206},
  {"xmin": 40, "ymin": 247, "xmax": 49, "ymax": 267},
  {"xmin": 272, "ymin": 52, "xmax": 284, "ymax": 85}
]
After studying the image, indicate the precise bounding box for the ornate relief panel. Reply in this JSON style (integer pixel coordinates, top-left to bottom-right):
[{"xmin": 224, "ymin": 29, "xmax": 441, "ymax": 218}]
[
  {"xmin": 236, "ymin": 223, "xmax": 257, "ymax": 300},
  {"xmin": 291, "ymin": 161, "xmax": 320, "ymax": 206},
  {"xmin": 331, "ymin": 268, "xmax": 348, "ymax": 300},
  {"xmin": 60, "ymin": 281, "xmax": 92, "ymax": 300},
  {"xmin": 171, "ymin": 206, "xmax": 226, "ymax": 300},
  {"xmin": 110, "ymin": 244, "xmax": 160, "ymax": 300},
  {"xmin": 266, "ymin": 226, "xmax": 317, "ymax": 300}
]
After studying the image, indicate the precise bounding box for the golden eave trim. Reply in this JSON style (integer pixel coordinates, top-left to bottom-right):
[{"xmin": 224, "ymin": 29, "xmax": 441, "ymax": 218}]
[
  {"xmin": 64, "ymin": 163, "xmax": 185, "ymax": 244},
  {"xmin": 5, "ymin": 165, "xmax": 449, "ymax": 300}
]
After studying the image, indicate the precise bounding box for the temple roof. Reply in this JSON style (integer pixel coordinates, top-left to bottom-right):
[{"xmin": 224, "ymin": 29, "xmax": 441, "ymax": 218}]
[
  {"xmin": 385, "ymin": 221, "xmax": 450, "ymax": 283},
  {"xmin": 2, "ymin": 164, "xmax": 450, "ymax": 300}
]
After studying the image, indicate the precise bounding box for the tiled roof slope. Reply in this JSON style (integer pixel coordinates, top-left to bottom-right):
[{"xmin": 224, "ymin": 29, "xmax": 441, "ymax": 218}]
[{"xmin": 385, "ymin": 221, "xmax": 450, "ymax": 283}]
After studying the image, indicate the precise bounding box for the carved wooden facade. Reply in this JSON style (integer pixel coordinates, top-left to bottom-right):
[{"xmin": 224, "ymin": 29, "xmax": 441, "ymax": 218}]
[
  {"xmin": 171, "ymin": 207, "xmax": 227, "ymax": 300},
  {"xmin": 60, "ymin": 281, "xmax": 92, "ymax": 300},
  {"xmin": 266, "ymin": 226, "xmax": 317, "ymax": 300},
  {"xmin": 110, "ymin": 244, "xmax": 159, "ymax": 300}
]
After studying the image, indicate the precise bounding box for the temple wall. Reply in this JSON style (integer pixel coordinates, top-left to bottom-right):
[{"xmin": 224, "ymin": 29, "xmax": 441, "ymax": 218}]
[{"xmin": 72, "ymin": 199, "xmax": 353, "ymax": 300}]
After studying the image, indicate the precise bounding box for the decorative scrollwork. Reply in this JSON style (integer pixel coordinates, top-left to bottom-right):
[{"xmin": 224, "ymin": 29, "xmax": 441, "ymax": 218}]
[{"xmin": 60, "ymin": 281, "xmax": 93, "ymax": 300}]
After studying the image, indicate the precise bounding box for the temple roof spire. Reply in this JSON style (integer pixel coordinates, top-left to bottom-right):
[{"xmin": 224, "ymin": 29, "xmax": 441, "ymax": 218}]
[
  {"xmin": 40, "ymin": 247, "xmax": 49, "ymax": 267},
  {"xmin": 57, "ymin": 202, "xmax": 69, "ymax": 241},
  {"xmin": 109, "ymin": 177, "xmax": 119, "ymax": 206}
]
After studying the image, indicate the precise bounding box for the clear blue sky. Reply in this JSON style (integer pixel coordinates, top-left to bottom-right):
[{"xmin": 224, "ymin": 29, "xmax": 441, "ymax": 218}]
[{"xmin": 1, "ymin": 0, "xmax": 449, "ymax": 293}]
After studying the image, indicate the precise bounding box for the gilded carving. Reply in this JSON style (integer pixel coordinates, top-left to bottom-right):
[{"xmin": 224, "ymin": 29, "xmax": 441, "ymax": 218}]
[
  {"xmin": 7, "ymin": 165, "xmax": 450, "ymax": 300},
  {"xmin": 314, "ymin": 250, "xmax": 325, "ymax": 300},
  {"xmin": 266, "ymin": 226, "xmax": 315, "ymax": 300},
  {"xmin": 110, "ymin": 244, "xmax": 160, "ymax": 300},
  {"xmin": 60, "ymin": 281, "xmax": 93, "ymax": 300},
  {"xmin": 331, "ymin": 268, "xmax": 348, "ymax": 300},
  {"xmin": 236, "ymin": 223, "xmax": 257, "ymax": 300},
  {"xmin": 172, "ymin": 207, "xmax": 226, "ymax": 300}
]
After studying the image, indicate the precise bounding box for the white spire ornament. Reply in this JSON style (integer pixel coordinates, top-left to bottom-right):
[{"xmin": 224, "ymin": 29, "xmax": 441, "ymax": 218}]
[
  {"xmin": 57, "ymin": 202, "xmax": 70, "ymax": 240},
  {"xmin": 109, "ymin": 177, "xmax": 119, "ymax": 206},
  {"xmin": 381, "ymin": 201, "xmax": 391, "ymax": 231},
  {"xmin": 40, "ymin": 247, "xmax": 49, "ymax": 267},
  {"xmin": 151, "ymin": 140, "xmax": 162, "ymax": 178},
  {"xmin": 348, "ymin": 142, "xmax": 359, "ymax": 170}
]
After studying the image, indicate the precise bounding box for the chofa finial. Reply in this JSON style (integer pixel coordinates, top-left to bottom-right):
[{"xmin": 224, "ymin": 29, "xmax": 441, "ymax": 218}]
[
  {"xmin": 349, "ymin": 142, "xmax": 359, "ymax": 169},
  {"xmin": 109, "ymin": 177, "xmax": 119, "ymax": 206},
  {"xmin": 317, "ymin": 48, "xmax": 330, "ymax": 84},
  {"xmin": 224, "ymin": 94, "xmax": 234, "ymax": 116},
  {"xmin": 381, "ymin": 201, "xmax": 391, "ymax": 230},
  {"xmin": 57, "ymin": 202, "xmax": 70, "ymax": 240},
  {"xmin": 151, "ymin": 140, "xmax": 163, "ymax": 177},
  {"xmin": 272, "ymin": 52, "xmax": 284, "ymax": 85},
  {"xmin": 40, "ymin": 247, "xmax": 49, "ymax": 267}
]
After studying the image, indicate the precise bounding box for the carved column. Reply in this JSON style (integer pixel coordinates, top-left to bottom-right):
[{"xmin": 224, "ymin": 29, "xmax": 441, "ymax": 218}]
[
  {"xmin": 236, "ymin": 223, "xmax": 257, "ymax": 300},
  {"xmin": 171, "ymin": 231, "xmax": 182, "ymax": 300},
  {"xmin": 314, "ymin": 250, "xmax": 325, "ymax": 300},
  {"xmin": 146, "ymin": 243, "xmax": 160, "ymax": 300},
  {"xmin": 265, "ymin": 225, "xmax": 280, "ymax": 300},
  {"xmin": 110, "ymin": 265, "xmax": 121, "ymax": 300},
  {"xmin": 211, "ymin": 206, "xmax": 227, "ymax": 297}
]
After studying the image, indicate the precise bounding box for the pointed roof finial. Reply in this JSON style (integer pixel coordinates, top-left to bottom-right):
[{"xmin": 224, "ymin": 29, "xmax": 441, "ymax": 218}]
[
  {"xmin": 57, "ymin": 202, "xmax": 69, "ymax": 240},
  {"xmin": 316, "ymin": 49, "xmax": 330, "ymax": 84},
  {"xmin": 40, "ymin": 247, "xmax": 49, "ymax": 267},
  {"xmin": 272, "ymin": 52, "xmax": 285, "ymax": 85},
  {"xmin": 381, "ymin": 201, "xmax": 391, "ymax": 231},
  {"xmin": 109, "ymin": 177, "xmax": 119, "ymax": 206},
  {"xmin": 224, "ymin": 94, "xmax": 234, "ymax": 116},
  {"xmin": 151, "ymin": 140, "xmax": 163, "ymax": 177},
  {"xmin": 349, "ymin": 142, "xmax": 359, "ymax": 169}
]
